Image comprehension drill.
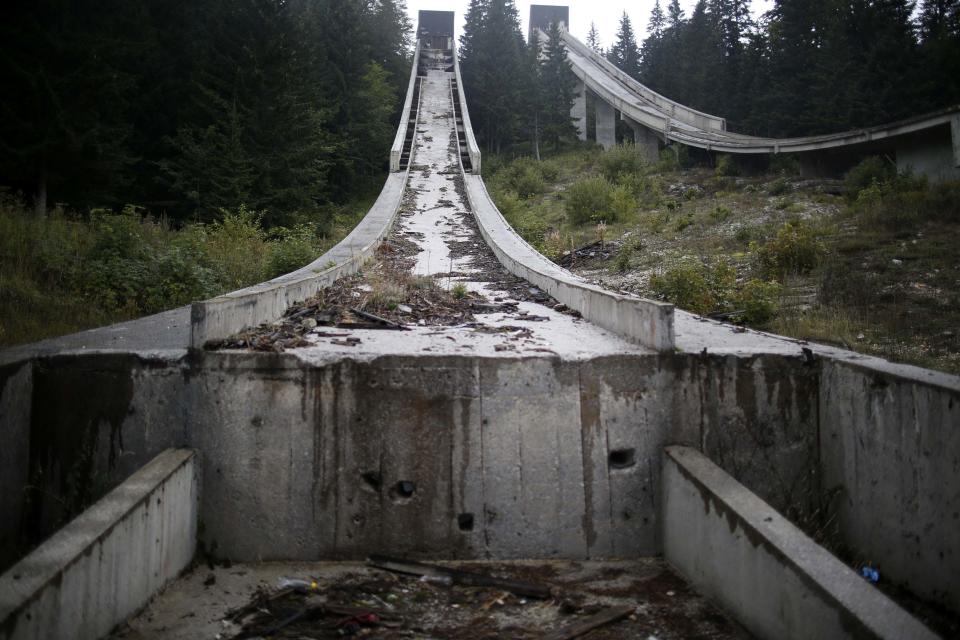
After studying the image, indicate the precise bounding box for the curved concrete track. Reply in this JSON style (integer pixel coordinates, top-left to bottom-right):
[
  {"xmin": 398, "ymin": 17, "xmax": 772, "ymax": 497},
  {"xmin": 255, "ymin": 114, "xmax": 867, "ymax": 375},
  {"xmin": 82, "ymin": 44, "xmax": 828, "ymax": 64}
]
[{"xmin": 560, "ymin": 30, "xmax": 960, "ymax": 157}]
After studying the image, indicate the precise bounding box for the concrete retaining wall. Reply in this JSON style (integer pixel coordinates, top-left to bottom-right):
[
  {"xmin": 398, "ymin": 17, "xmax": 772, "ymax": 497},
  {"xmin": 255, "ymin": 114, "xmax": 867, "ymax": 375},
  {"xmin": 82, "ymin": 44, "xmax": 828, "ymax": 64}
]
[
  {"xmin": 463, "ymin": 174, "xmax": 675, "ymax": 351},
  {"xmin": 662, "ymin": 445, "xmax": 938, "ymax": 640},
  {"xmin": 819, "ymin": 358, "xmax": 960, "ymax": 612},
  {"xmin": 191, "ymin": 353, "xmax": 675, "ymax": 561},
  {"xmin": 0, "ymin": 355, "xmax": 189, "ymax": 576},
  {"xmin": 0, "ymin": 449, "xmax": 198, "ymax": 640}
]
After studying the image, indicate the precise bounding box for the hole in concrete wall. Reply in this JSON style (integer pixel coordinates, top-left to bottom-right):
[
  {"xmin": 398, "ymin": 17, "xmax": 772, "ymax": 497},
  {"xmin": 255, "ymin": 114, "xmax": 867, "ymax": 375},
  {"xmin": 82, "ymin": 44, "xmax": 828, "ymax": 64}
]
[
  {"xmin": 457, "ymin": 513, "xmax": 474, "ymax": 531},
  {"xmin": 608, "ymin": 448, "xmax": 636, "ymax": 469},
  {"xmin": 361, "ymin": 471, "xmax": 382, "ymax": 491},
  {"xmin": 393, "ymin": 481, "xmax": 416, "ymax": 500}
]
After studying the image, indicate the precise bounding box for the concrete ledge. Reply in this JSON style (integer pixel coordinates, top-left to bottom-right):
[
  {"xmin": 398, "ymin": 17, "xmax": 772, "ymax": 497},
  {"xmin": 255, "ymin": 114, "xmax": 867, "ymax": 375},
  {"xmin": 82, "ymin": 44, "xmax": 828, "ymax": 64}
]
[
  {"xmin": 189, "ymin": 171, "xmax": 408, "ymax": 348},
  {"xmin": 0, "ymin": 449, "xmax": 198, "ymax": 640},
  {"xmin": 463, "ymin": 174, "xmax": 674, "ymax": 351},
  {"xmin": 559, "ymin": 31, "xmax": 726, "ymax": 133},
  {"xmin": 662, "ymin": 445, "xmax": 938, "ymax": 640},
  {"xmin": 452, "ymin": 41, "xmax": 481, "ymax": 173},
  {"xmin": 390, "ymin": 41, "xmax": 422, "ymax": 172}
]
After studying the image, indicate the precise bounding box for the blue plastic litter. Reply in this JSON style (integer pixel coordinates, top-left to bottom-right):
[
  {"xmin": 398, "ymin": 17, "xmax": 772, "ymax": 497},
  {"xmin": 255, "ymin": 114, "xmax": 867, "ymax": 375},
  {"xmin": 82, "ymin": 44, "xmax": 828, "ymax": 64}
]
[{"xmin": 860, "ymin": 566, "xmax": 880, "ymax": 583}]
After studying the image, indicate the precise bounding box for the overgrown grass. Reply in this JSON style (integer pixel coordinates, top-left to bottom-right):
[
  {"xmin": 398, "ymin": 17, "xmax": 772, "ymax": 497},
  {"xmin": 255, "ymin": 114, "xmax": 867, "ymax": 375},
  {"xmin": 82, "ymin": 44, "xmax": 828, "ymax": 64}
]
[{"xmin": 0, "ymin": 193, "xmax": 373, "ymax": 347}]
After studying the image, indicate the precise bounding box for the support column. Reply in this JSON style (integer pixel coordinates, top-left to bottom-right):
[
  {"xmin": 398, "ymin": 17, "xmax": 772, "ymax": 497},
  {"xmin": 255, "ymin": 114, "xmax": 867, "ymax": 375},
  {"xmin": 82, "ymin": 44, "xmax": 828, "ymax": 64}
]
[
  {"xmin": 595, "ymin": 99, "xmax": 615, "ymax": 150},
  {"xmin": 627, "ymin": 120, "xmax": 661, "ymax": 164},
  {"xmin": 571, "ymin": 79, "xmax": 587, "ymax": 141}
]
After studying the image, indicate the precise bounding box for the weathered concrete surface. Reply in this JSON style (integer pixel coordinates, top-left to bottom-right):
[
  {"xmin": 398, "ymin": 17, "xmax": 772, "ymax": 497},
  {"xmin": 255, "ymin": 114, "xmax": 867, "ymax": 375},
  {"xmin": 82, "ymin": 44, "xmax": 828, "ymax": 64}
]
[
  {"xmin": 190, "ymin": 352, "xmax": 675, "ymax": 561},
  {"xmin": 595, "ymin": 97, "xmax": 616, "ymax": 150},
  {"xmin": 663, "ymin": 446, "xmax": 939, "ymax": 640},
  {"xmin": 0, "ymin": 354, "xmax": 189, "ymax": 576},
  {"xmin": 452, "ymin": 41, "xmax": 481, "ymax": 173},
  {"xmin": 465, "ymin": 173, "xmax": 675, "ymax": 351},
  {"xmin": 0, "ymin": 449, "xmax": 198, "ymax": 640},
  {"xmin": 820, "ymin": 358, "xmax": 960, "ymax": 612},
  {"xmin": 0, "ymin": 362, "xmax": 32, "ymax": 572},
  {"xmin": 895, "ymin": 123, "xmax": 960, "ymax": 183},
  {"xmin": 571, "ymin": 78, "xmax": 587, "ymax": 141}
]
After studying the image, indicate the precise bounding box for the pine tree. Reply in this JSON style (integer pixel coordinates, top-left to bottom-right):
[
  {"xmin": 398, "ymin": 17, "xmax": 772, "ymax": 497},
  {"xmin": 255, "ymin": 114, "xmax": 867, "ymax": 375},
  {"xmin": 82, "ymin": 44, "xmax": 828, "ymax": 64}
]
[
  {"xmin": 539, "ymin": 21, "xmax": 577, "ymax": 149},
  {"xmin": 648, "ymin": 0, "xmax": 666, "ymax": 39},
  {"xmin": 917, "ymin": 0, "xmax": 960, "ymax": 107},
  {"xmin": 667, "ymin": 0, "xmax": 686, "ymax": 29},
  {"xmin": 459, "ymin": 0, "xmax": 528, "ymax": 152},
  {"xmin": 641, "ymin": 2, "xmax": 668, "ymax": 91},
  {"xmin": 608, "ymin": 12, "xmax": 641, "ymax": 79},
  {"xmin": 526, "ymin": 31, "xmax": 544, "ymax": 160},
  {"xmin": 587, "ymin": 22, "xmax": 602, "ymax": 53}
]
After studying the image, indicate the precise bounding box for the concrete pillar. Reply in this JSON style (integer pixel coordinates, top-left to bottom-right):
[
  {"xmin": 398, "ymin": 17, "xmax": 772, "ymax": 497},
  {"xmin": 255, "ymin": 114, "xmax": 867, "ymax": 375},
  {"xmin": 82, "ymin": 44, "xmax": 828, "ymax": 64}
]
[
  {"xmin": 571, "ymin": 80, "xmax": 587, "ymax": 141},
  {"xmin": 595, "ymin": 99, "xmax": 616, "ymax": 150},
  {"xmin": 628, "ymin": 121, "xmax": 661, "ymax": 164}
]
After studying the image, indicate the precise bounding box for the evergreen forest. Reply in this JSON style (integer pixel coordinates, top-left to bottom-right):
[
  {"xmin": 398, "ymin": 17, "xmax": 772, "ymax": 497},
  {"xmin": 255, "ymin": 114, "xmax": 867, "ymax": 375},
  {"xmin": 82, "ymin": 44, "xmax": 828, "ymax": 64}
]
[
  {"xmin": 0, "ymin": 0, "xmax": 413, "ymax": 224},
  {"xmin": 459, "ymin": 0, "xmax": 960, "ymax": 151}
]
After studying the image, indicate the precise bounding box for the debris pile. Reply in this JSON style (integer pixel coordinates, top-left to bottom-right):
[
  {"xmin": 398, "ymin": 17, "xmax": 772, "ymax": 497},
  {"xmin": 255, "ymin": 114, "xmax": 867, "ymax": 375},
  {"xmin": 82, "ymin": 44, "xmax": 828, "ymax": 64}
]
[{"xmin": 215, "ymin": 558, "xmax": 749, "ymax": 640}]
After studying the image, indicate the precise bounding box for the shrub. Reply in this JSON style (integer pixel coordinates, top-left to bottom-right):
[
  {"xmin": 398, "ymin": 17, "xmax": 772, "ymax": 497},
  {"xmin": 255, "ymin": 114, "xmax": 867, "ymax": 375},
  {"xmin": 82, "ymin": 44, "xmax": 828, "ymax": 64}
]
[
  {"xmin": 715, "ymin": 154, "xmax": 740, "ymax": 177},
  {"xmin": 750, "ymin": 221, "xmax": 825, "ymax": 280},
  {"xmin": 494, "ymin": 157, "xmax": 545, "ymax": 199},
  {"xmin": 710, "ymin": 205, "xmax": 731, "ymax": 222},
  {"xmin": 610, "ymin": 185, "xmax": 637, "ymax": 222},
  {"xmin": 736, "ymin": 279, "xmax": 781, "ymax": 325},
  {"xmin": 565, "ymin": 177, "xmax": 616, "ymax": 224},
  {"xmin": 768, "ymin": 177, "xmax": 791, "ymax": 196},
  {"xmin": 266, "ymin": 224, "xmax": 320, "ymax": 278},
  {"xmin": 843, "ymin": 156, "xmax": 894, "ymax": 200},
  {"xmin": 650, "ymin": 257, "xmax": 736, "ymax": 315},
  {"xmin": 600, "ymin": 144, "xmax": 647, "ymax": 181},
  {"xmin": 674, "ymin": 213, "xmax": 695, "ymax": 232},
  {"xmin": 769, "ymin": 154, "xmax": 801, "ymax": 176},
  {"xmin": 650, "ymin": 260, "xmax": 715, "ymax": 314}
]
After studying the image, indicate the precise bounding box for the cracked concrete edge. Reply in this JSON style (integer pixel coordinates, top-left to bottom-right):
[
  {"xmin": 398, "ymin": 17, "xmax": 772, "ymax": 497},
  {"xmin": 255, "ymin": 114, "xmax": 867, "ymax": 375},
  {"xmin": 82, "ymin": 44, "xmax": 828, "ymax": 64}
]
[
  {"xmin": 662, "ymin": 446, "xmax": 939, "ymax": 640},
  {"xmin": 462, "ymin": 173, "xmax": 675, "ymax": 352},
  {"xmin": 0, "ymin": 449, "xmax": 198, "ymax": 640}
]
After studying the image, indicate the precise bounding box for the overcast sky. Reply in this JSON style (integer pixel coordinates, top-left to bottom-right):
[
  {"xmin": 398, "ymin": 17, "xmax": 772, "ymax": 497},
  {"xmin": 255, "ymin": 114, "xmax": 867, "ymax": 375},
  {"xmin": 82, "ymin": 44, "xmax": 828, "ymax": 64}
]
[{"xmin": 405, "ymin": 0, "xmax": 775, "ymax": 46}]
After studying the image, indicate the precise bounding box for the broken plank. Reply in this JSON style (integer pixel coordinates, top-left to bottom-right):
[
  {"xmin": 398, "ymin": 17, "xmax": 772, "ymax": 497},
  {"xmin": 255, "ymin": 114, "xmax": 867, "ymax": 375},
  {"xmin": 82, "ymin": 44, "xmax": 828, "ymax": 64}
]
[{"xmin": 541, "ymin": 605, "xmax": 635, "ymax": 640}]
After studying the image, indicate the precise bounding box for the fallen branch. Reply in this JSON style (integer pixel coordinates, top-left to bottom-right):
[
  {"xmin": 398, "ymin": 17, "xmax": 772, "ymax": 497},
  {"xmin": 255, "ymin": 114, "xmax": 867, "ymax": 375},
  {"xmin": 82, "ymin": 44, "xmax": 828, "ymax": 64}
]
[{"xmin": 349, "ymin": 307, "xmax": 409, "ymax": 330}]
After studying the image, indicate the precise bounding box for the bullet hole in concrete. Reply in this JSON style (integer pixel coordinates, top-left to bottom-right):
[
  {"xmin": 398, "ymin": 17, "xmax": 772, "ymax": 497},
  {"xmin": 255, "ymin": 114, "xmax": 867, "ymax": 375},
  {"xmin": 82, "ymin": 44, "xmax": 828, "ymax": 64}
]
[
  {"xmin": 394, "ymin": 481, "xmax": 416, "ymax": 500},
  {"xmin": 608, "ymin": 448, "xmax": 636, "ymax": 469},
  {"xmin": 458, "ymin": 513, "xmax": 474, "ymax": 531},
  {"xmin": 361, "ymin": 471, "xmax": 382, "ymax": 491},
  {"xmin": 352, "ymin": 514, "xmax": 364, "ymax": 525},
  {"xmin": 251, "ymin": 416, "xmax": 263, "ymax": 427}
]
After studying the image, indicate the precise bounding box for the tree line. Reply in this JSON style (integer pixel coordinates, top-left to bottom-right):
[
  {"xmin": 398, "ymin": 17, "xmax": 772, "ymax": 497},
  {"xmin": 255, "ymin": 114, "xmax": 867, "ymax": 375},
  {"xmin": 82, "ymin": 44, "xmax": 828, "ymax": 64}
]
[
  {"xmin": 613, "ymin": 0, "xmax": 959, "ymax": 137},
  {"xmin": 459, "ymin": 0, "xmax": 578, "ymax": 155},
  {"xmin": 0, "ymin": 0, "xmax": 412, "ymax": 226},
  {"xmin": 458, "ymin": 0, "xmax": 958, "ymax": 154}
]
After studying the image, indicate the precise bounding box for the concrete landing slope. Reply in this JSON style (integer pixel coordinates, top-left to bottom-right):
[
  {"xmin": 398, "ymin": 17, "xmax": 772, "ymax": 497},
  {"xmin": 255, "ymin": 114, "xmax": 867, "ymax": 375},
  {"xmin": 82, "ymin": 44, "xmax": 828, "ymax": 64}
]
[
  {"xmin": 464, "ymin": 175, "xmax": 675, "ymax": 351},
  {"xmin": 663, "ymin": 446, "xmax": 939, "ymax": 640},
  {"xmin": 560, "ymin": 29, "xmax": 960, "ymax": 159},
  {"xmin": 0, "ymin": 449, "xmax": 197, "ymax": 640}
]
